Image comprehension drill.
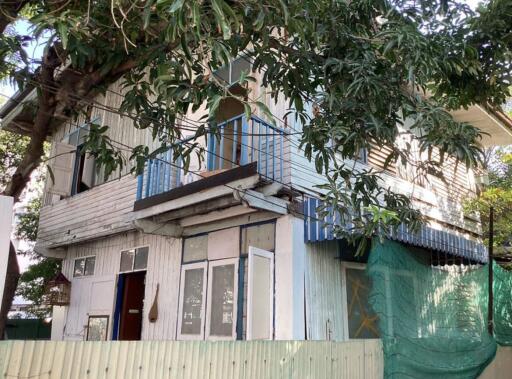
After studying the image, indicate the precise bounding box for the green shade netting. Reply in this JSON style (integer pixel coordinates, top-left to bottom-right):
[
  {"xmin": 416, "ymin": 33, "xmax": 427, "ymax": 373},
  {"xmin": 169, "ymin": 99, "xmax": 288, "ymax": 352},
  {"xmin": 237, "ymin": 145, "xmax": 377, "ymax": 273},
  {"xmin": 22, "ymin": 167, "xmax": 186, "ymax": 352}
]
[
  {"xmin": 367, "ymin": 239, "xmax": 512, "ymax": 379},
  {"xmin": 494, "ymin": 262, "xmax": 512, "ymax": 345}
]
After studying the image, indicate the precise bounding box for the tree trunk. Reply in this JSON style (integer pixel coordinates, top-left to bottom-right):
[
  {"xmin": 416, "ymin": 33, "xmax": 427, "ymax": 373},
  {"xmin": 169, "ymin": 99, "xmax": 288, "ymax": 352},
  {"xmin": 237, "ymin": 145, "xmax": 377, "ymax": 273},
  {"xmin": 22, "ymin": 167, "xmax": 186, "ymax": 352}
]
[
  {"xmin": 0, "ymin": 244, "xmax": 20, "ymax": 338},
  {"xmin": 2, "ymin": 48, "xmax": 59, "ymax": 201},
  {"xmin": 0, "ymin": 47, "xmax": 59, "ymax": 338},
  {"xmin": 0, "ymin": 34, "xmax": 141, "ymax": 335}
]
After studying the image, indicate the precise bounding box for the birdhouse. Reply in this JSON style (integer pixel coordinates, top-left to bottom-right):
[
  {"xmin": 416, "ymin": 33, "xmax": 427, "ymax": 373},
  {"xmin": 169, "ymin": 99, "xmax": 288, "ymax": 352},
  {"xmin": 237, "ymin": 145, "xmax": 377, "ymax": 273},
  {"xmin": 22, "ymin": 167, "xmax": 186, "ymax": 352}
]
[{"xmin": 44, "ymin": 273, "xmax": 71, "ymax": 306}]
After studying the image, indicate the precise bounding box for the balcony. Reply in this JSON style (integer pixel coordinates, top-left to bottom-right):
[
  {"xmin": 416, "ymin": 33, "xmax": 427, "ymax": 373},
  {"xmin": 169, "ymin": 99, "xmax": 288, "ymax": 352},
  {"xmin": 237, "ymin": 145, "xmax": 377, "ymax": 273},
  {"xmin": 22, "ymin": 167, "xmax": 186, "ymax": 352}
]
[{"xmin": 136, "ymin": 114, "xmax": 289, "ymax": 201}]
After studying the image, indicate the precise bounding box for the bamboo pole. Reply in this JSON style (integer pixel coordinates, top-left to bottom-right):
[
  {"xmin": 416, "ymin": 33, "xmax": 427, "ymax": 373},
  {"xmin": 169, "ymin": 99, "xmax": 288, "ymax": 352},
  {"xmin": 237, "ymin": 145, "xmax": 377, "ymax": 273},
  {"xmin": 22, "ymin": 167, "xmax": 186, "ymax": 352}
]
[{"xmin": 488, "ymin": 206, "xmax": 494, "ymax": 336}]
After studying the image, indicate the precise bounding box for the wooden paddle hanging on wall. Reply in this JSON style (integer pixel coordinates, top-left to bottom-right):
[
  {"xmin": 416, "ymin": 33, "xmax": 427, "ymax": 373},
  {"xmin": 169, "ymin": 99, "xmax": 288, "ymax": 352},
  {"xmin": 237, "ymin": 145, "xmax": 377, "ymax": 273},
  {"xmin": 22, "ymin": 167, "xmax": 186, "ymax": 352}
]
[{"xmin": 148, "ymin": 283, "xmax": 159, "ymax": 323}]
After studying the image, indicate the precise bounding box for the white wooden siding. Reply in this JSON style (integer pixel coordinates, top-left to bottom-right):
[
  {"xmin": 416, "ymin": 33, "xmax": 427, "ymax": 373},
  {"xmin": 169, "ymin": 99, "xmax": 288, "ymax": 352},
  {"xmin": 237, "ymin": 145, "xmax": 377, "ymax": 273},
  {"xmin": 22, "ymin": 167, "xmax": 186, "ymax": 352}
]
[
  {"xmin": 38, "ymin": 73, "xmax": 478, "ymax": 248},
  {"xmin": 38, "ymin": 174, "xmax": 138, "ymax": 248},
  {"xmin": 42, "ymin": 80, "xmax": 161, "ymax": 207},
  {"xmin": 60, "ymin": 231, "xmax": 182, "ymax": 341},
  {"xmin": 305, "ymin": 241, "xmax": 347, "ymax": 341},
  {"xmin": 288, "ymin": 129, "xmax": 480, "ymax": 234}
]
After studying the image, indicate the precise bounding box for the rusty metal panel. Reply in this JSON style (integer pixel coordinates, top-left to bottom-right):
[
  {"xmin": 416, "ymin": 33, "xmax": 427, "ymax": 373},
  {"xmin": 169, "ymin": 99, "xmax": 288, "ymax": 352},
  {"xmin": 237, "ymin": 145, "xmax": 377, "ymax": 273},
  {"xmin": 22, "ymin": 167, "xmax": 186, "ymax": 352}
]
[{"xmin": 0, "ymin": 340, "xmax": 384, "ymax": 379}]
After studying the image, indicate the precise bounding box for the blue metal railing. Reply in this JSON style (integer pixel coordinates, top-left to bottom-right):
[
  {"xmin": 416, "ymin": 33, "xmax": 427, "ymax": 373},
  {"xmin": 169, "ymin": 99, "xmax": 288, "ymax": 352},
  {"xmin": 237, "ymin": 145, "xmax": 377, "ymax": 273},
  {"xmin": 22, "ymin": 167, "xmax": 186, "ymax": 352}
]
[
  {"xmin": 136, "ymin": 148, "xmax": 183, "ymax": 200},
  {"xmin": 136, "ymin": 114, "xmax": 288, "ymax": 201}
]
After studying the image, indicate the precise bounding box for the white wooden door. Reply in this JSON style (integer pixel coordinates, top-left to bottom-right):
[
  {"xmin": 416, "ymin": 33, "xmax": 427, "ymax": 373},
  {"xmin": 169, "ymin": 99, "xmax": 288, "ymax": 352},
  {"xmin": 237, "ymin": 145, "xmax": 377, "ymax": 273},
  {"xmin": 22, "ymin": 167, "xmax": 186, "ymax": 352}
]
[
  {"xmin": 177, "ymin": 262, "xmax": 207, "ymax": 340},
  {"xmin": 205, "ymin": 258, "xmax": 238, "ymax": 340},
  {"xmin": 247, "ymin": 246, "xmax": 274, "ymax": 340}
]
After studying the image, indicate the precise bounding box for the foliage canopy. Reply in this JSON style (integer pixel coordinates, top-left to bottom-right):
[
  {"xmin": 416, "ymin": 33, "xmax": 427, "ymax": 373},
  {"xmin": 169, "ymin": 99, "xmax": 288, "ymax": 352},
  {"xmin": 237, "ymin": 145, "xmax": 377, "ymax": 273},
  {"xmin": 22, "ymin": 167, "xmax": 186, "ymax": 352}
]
[{"xmin": 1, "ymin": 0, "xmax": 512, "ymax": 242}]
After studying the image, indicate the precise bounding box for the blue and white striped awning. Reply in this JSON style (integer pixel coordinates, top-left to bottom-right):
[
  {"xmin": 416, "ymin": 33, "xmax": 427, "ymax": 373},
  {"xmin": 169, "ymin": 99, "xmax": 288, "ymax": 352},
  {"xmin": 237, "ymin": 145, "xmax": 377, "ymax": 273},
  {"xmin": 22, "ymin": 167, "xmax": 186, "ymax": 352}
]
[{"xmin": 303, "ymin": 197, "xmax": 487, "ymax": 263}]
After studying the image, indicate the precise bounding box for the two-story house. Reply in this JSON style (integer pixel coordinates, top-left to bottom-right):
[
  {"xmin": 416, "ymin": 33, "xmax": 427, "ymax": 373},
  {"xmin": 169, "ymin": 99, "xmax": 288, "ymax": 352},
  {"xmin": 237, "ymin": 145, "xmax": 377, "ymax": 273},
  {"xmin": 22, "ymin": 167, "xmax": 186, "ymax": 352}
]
[{"xmin": 1, "ymin": 57, "xmax": 511, "ymax": 343}]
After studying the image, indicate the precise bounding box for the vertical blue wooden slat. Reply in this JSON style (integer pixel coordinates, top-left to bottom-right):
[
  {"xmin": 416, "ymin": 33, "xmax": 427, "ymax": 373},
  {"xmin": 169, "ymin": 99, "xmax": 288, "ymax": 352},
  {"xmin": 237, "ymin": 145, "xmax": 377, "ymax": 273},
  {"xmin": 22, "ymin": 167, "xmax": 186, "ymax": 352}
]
[
  {"xmin": 208, "ymin": 132, "xmax": 215, "ymax": 171},
  {"xmin": 272, "ymin": 128, "xmax": 276, "ymax": 180},
  {"xmin": 154, "ymin": 159, "xmax": 161, "ymax": 196},
  {"xmin": 149, "ymin": 159, "xmax": 155, "ymax": 196},
  {"xmin": 149, "ymin": 159, "xmax": 155, "ymax": 197},
  {"xmin": 318, "ymin": 211, "xmax": 325, "ymax": 241},
  {"xmin": 257, "ymin": 121, "xmax": 262, "ymax": 174},
  {"xmin": 136, "ymin": 173, "xmax": 143, "ymax": 200},
  {"xmin": 176, "ymin": 157, "xmax": 182, "ymax": 188},
  {"xmin": 251, "ymin": 118, "xmax": 255, "ymax": 165},
  {"xmin": 165, "ymin": 150, "xmax": 171, "ymax": 192},
  {"xmin": 240, "ymin": 116, "xmax": 248, "ymax": 165},
  {"xmin": 232, "ymin": 119, "xmax": 238, "ymax": 168},
  {"xmin": 303, "ymin": 199, "xmax": 309, "ymax": 242},
  {"xmin": 145, "ymin": 159, "xmax": 152, "ymax": 198},
  {"xmin": 111, "ymin": 274, "xmax": 125, "ymax": 340},
  {"xmin": 265, "ymin": 124, "xmax": 269, "ymax": 178},
  {"xmin": 309, "ymin": 198, "xmax": 317, "ymax": 242},
  {"xmin": 219, "ymin": 124, "xmax": 225, "ymax": 170},
  {"xmin": 326, "ymin": 209, "xmax": 334, "ymax": 240},
  {"xmin": 159, "ymin": 154, "xmax": 165, "ymax": 194},
  {"xmin": 279, "ymin": 133, "xmax": 283, "ymax": 182},
  {"xmin": 162, "ymin": 152, "xmax": 168, "ymax": 192}
]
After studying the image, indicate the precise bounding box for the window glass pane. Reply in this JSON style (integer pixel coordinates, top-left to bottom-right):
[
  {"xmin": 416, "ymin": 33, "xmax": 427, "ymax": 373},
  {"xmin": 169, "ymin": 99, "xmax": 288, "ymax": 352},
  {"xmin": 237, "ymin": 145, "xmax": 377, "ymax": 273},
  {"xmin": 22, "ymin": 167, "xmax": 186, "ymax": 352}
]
[
  {"xmin": 181, "ymin": 267, "xmax": 205, "ymax": 335},
  {"xmin": 183, "ymin": 235, "xmax": 208, "ymax": 263},
  {"xmin": 84, "ymin": 256, "xmax": 95, "ymax": 276},
  {"xmin": 231, "ymin": 57, "xmax": 251, "ymax": 84},
  {"xmin": 346, "ymin": 268, "xmax": 379, "ymax": 339},
  {"xmin": 134, "ymin": 247, "xmax": 149, "ymax": 270},
  {"xmin": 214, "ymin": 65, "xmax": 229, "ymax": 84},
  {"xmin": 73, "ymin": 259, "xmax": 84, "ymax": 277},
  {"xmin": 78, "ymin": 127, "xmax": 89, "ymax": 145},
  {"xmin": 87, "ymin": 316, "xmax": 108, "ymax": 341},
  {"xmin": 241, "ymin": 223, "xmax": 275, "ymax": 254},
  {"xmin": 210, "ymin": 264, "xmax": 235, "ymax": 337},
  {"xmin": 120, "ymin": 250, "xmax": 134, "ymax": 272},
  {"xmin": 68, "ymin": 130, "xmax": 79, "ymax": 146}
]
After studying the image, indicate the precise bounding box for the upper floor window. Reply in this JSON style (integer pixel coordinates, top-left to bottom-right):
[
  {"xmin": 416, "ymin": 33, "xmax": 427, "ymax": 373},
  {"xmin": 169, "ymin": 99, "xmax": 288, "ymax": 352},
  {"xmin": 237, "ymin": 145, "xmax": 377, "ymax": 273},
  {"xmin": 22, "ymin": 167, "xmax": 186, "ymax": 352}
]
[
  {"xmin": 120, "ymin": 246, "xmax": 149, "ymax": 273},
  {"xmin": 73, "ymin": 256, "xmax": 96, "ymax": 277},
  {"xmin": 213, "ymin": 56, "xmax": 252, "ymax": 86},
  {"xmin": 47, "ymin": 125, "xmax": 97, "ymax": 197}
]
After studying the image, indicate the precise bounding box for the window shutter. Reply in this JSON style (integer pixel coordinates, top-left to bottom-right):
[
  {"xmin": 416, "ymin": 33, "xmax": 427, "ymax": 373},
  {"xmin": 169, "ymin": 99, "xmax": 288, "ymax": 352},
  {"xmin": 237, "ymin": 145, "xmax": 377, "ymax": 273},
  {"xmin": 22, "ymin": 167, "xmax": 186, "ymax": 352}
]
[
  {"xmin": 247, "ymin": 247, "xmax": 274, "ymax": 340},
  {"xmin": 48, "ymin": 142, "xmax": 76, "ymax": 196},
  {"xmin": 81, "ymin": 153, "xmax": 95, "ymax": 188}
]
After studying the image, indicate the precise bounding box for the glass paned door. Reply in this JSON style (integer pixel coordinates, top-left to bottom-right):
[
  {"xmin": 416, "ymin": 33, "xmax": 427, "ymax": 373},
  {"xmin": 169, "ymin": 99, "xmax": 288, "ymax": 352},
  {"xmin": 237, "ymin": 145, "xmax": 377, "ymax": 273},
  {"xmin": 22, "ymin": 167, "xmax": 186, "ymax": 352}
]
[
  {"xmin": 206, "ymin": 258, "xmax": 238, "ymax": 339},
  {"xmin": 177, "ymin": 262, "xmax": 207, "ymax": 340}
]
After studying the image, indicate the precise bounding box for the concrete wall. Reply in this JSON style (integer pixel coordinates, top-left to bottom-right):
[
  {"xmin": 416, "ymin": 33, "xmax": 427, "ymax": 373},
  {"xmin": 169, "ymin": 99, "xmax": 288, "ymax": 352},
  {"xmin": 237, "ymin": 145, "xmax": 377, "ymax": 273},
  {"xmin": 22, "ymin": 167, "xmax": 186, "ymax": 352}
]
[{"xmin": 479, "ymin": 346, "xmax": 512, "ymax": 379}]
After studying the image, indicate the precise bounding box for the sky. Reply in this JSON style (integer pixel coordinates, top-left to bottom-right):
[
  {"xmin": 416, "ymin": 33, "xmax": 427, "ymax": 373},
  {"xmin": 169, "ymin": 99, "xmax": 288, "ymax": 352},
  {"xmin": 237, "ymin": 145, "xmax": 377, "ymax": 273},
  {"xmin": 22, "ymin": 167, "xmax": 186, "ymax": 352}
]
[{"xmin": 0, "ymin": 20, "xmax": 47, "ymax": 100}]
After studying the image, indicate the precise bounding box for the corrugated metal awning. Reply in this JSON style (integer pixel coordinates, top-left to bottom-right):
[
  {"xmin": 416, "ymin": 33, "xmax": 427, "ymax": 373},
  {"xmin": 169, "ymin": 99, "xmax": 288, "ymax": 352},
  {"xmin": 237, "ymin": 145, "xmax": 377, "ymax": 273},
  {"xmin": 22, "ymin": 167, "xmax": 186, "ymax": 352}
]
[{"xmin": 303, "ymin": 197, "xmax": 487, "ymax": 263}]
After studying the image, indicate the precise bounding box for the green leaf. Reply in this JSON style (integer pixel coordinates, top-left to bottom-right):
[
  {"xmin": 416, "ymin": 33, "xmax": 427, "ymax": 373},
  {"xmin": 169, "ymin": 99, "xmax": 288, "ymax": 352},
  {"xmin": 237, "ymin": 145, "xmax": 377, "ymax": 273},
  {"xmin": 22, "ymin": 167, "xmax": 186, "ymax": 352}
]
[
  {"xmin": 58, "ymin": 22, "xmax": 68, "ymax": 49},
  {"xmin": 169, "ymin": 0, "xmax": 185, "ymax": 13},
  {"xmin": 244, "ymin": 103, "xmax": 252, "ymax": 120}
]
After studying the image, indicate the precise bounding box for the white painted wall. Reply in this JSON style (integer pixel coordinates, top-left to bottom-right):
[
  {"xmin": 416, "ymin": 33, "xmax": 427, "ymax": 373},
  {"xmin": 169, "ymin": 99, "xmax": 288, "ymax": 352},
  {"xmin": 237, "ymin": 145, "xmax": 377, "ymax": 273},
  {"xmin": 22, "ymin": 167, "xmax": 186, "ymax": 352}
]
[
  {"xmin": 305, "ymin": 240, "xmax": 347, "ymax": 341},
  {"xmin": 0, "ymin": 195, "xmax": 14, "ymax": 316},
  {"xmin": 50, "ymin": 306, "xmax": 67, "ymax": 341},
  {"xmin": 58, "ymin": 215, "xmax": 298, "ymax": 342},
  {"xmin": 59, "ymin": 231, "xmax": 182, "ymax": 341},
  {"xmin": 274, "ymin": 215, "xmax": 306, "ymax": 339}
]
